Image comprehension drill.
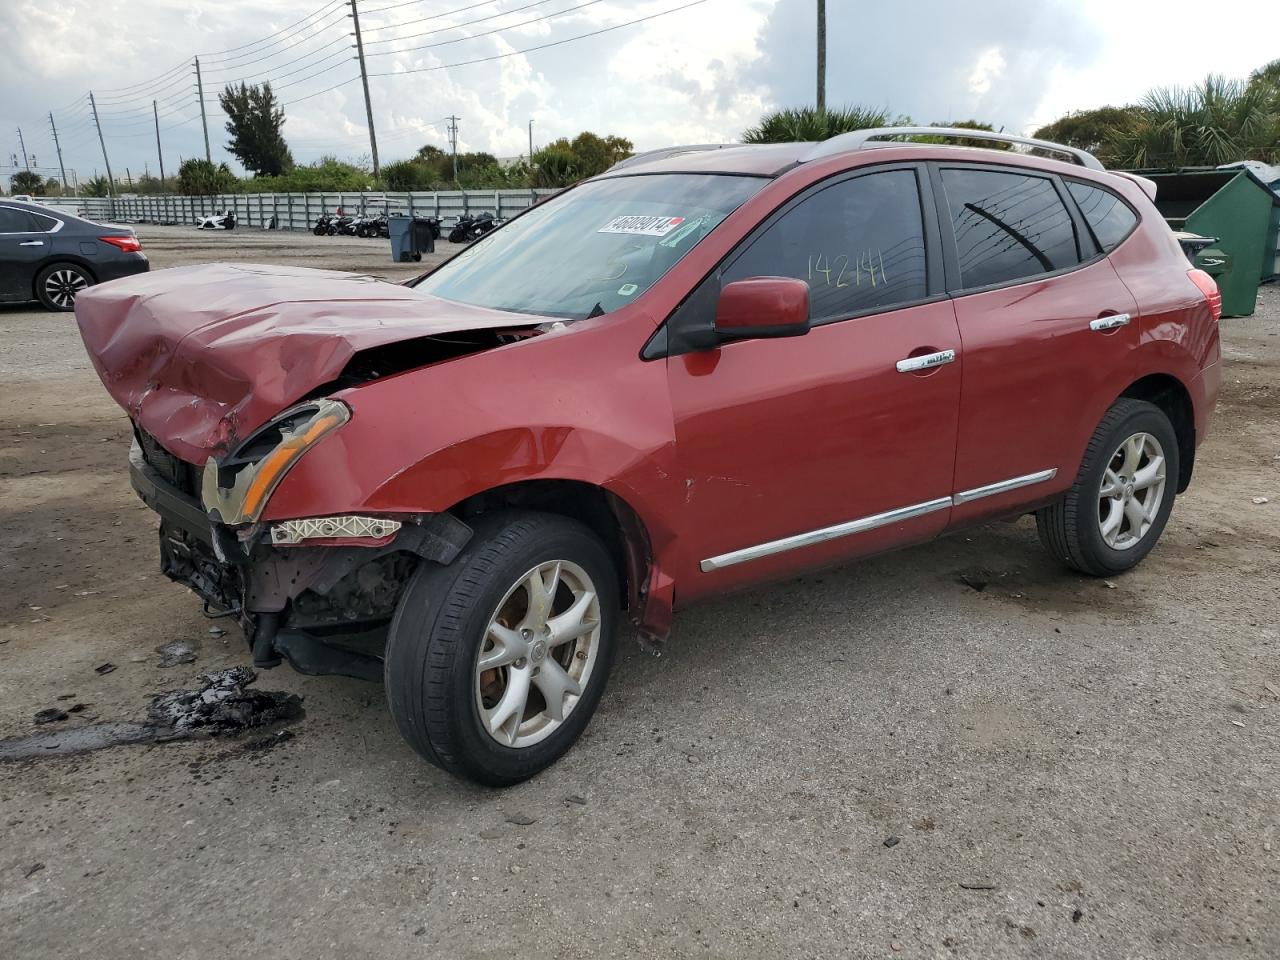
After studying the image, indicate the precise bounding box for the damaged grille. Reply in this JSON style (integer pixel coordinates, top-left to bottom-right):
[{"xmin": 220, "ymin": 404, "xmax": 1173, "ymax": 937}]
[{"xmin": 135, "ymin": 427, "xmax": 202, "ymax": 499}]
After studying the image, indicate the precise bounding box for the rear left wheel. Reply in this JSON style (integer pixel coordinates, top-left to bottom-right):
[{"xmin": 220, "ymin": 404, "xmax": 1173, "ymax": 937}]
[
  {"xmin": 1037, "ymin": 398, "xmax": 1179, "ymax": 576},
  {"xmin": 384, "ymin": 511, "xmax": 619, "ymax": 786},
  {"xmin": 35, "ymin": 263, "xmax": 93, "ymax": 311}
]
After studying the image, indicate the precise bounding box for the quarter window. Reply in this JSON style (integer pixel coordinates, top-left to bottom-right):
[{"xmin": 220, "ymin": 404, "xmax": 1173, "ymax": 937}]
[
  {"xmin": 940, "ymin": 168, "xmax": 1080, "ymax": 289},
  {"xmin": 1067, "ymin": 181, "xmax": 1138, "ymax": 251},
  {"xmin": 0, "ymin": 207, "xmax": 36, "ymax": 233},
  {"xmin": 722, "ymin": 170, "xmax": 929, "ymax": 322},
  {"xmin": 30, "ymin": 212, "xmax": 59, "ymax": 232}
]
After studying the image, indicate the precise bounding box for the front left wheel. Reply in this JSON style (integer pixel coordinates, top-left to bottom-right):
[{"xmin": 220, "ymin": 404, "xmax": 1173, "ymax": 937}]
[
  {"xmin": 384, "ymin": 511, "xmax": 619, "ymax": 786},
  {"xmin": 35, "ymin": 262, "xmax": 93, "ymax": 311}
]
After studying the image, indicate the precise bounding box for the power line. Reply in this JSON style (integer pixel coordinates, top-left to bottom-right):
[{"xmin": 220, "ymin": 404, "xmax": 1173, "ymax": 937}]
[
  {"xmin": 362, "ymin": 0, "xmax": 607, "ymax": 57},
  {"xmin": 200, "ymin": 9, "xmax": 351, "ymax": 69},
  {"xmin": 368, "ymin": 0, "xmax": 709, "ymax": 76},
  {"xmin": 199, "ymin": 0, "xmax": 344, "ymax": 58},
  {"xmin": 362, "ymin": 0, "xmax": 555, "ymax": 39}
]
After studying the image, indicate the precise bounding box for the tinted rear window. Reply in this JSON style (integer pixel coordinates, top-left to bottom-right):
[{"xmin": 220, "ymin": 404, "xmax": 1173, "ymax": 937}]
[
  {"xmin": 1067, "ymin": 181, "xmax": 1138, "ymax": 251},
  {"xmin": 0, "ymin": 207, "xmax": 36, "ymax": 232},
  {"xmin": 941, "ymin": 168, "xmax": 1080, "ymax": 289}
]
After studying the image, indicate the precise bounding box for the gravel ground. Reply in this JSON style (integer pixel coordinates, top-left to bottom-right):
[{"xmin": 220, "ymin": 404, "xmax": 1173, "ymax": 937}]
[{"xmin": 1, "ymin": 227, "xmax": 1277, "ymax": 959}]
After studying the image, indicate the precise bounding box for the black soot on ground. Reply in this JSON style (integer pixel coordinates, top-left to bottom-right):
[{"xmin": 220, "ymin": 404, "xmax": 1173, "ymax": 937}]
[{"xmin": 1, "ymin": 667, "xmax": 303, "ymax": 762}]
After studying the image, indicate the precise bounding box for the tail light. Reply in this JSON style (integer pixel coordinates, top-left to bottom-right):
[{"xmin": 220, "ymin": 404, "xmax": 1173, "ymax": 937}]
[
  {"xmin": 1188, "ymin": 269, "xmax": 1221, "ymax": 321},
  {"xmin": 99, "ymin": 235, "xmax": 142, "ymax": 253}
]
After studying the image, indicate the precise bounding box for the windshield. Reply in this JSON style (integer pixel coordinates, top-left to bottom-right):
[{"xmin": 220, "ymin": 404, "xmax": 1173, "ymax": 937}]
[{"xmin": 416, "ymin": 173, "xmax": 766, "ymax": 319}]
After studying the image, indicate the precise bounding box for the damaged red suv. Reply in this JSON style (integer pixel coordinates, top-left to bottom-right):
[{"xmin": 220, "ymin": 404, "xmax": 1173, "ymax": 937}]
[{"xmin": 76, "ymin": 128, "xmax": 1221, "ymax": 785}]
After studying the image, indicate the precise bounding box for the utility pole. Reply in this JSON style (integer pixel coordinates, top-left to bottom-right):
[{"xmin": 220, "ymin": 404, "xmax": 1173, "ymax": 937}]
[
  {"xmin": 194, "ymin": 57, "xmax": 211, "ymax": 163},
  {"xmin": 48, "ymin": 113, "xmax": 68, "ymax": 192},
  {"xmin": 16, "ymin": 127, "xmax": 30, "ymax": 169},
  {"xmin": 528, "ymin": 119, "xmax": 534, "ymax": 161},
  {"xmin": 816, "ymin": 0, "xmax": 826, "ymax": 113},
  {"xmin": 349, "ymin": 0, "xmax": 380, "ymax": 180},
  {"xmin": 153, "ymin": 100, "xmax": 166, "ymax": 187},
  {"xmin": 446, "ymin": 115, "xmax": 460, "ymax": 182},
  {"xmin": 88, "ymin": 92, "xmax": 115, "ymax": 197}
]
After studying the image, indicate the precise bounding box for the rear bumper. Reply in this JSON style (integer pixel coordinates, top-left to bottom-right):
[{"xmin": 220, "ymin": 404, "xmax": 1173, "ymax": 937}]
[
  {"xmin": 1191, "ymin": 359, "xmax": 1221, "ymax": 444},
  {"xmin": 93, "ymin": 254, "xmax": 149, "ymax": 284}
]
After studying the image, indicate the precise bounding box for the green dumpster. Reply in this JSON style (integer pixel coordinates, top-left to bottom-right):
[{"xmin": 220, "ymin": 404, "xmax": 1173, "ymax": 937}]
[{"xmin": 1129, "ymin": 167, "xmax": 1280, "ymax": 317}]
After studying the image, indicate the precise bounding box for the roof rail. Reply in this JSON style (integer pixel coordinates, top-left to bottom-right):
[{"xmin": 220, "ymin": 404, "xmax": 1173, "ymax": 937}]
[
  {"xmin": 606, "ymin": 143, "xmax": 736, "ymax": 173},
  {"xmin": 800, "ymin": 127, "xmax": 1106, "ymax": 171}
]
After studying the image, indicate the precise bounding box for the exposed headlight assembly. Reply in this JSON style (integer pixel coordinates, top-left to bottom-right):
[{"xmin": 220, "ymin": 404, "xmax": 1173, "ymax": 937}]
[{"xmin": 202, "ymin": 398, "xmax": 350, "ymax": 525}]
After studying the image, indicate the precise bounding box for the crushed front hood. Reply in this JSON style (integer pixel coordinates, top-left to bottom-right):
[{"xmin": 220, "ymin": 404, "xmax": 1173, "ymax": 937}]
[{"xmin": 76, "ymin": 262, "xmax": 541, "ymax": 463}]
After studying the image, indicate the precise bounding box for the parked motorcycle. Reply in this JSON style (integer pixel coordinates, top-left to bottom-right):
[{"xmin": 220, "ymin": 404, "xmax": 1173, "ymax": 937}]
[
  {"xmin": 329, "ymin": 215, "xmax": 357, "ymax": 236},
  {"xmin": 313, "ymin": 213, "xmax": 334, "ymax": 236},
  {"xmin": 356, "ymin": 213, "xmax": 391, "ymax": 239},
  {"xmin": 196, "ymin": 210, "xmax": 237, "ymax": 231},
  {"xmin": 447, "ymin": 211, "xmax": 497, "ymax": 243}
]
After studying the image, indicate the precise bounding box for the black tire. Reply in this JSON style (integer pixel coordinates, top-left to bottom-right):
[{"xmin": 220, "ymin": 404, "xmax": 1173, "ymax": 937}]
[
  {"xmin": 1037, "ymin": 398, "xmax": 1179, "ymax": 576},
  {"xmin": 35, "ymin": 262, "xmax": 94, "ymax": 312},
  {"xmin": 313, "ymin": 225, "xmax": 326, "ymax": 236},
  {"xmin": 385, "ymin": 511, "xmax": 619, "ymax": 786}
]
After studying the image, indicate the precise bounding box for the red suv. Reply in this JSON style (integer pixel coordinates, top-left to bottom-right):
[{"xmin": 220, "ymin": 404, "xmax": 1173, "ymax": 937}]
[{"xmin": 76, "ymin": 128, "xmax": 1221, "ymax": 785}]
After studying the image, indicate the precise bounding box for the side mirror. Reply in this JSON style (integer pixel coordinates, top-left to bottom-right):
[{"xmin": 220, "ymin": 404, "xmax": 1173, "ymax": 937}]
[{"xmin": 714, "ymin": 277, "xmax": 811, "ymax": 341}]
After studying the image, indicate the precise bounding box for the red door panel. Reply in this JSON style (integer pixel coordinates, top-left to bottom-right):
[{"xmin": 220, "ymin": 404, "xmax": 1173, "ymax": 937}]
[
  {"xmin": 668, "ymin": 300, "xmax": 962, "ymax": 600},
  {"xmin": 948, "ymin": 257, "xmax": 1139, "ymax": 525}
]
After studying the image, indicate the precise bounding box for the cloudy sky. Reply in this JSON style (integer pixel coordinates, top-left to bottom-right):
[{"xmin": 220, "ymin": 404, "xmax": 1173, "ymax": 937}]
[{"xmin": 0, "ymin": 0, "xmax": 1275, "ymax": 183}]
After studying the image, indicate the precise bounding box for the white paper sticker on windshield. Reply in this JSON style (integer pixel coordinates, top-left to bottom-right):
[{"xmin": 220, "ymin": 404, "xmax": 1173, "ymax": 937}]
[{"xmin": 598, "ymin": 215, "xmax": 686, "ymax": 237}]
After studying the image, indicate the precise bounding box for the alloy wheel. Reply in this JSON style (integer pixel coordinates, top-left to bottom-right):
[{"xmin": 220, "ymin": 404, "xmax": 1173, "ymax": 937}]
[
  {"xmin": 1097, "ymin": 432, "xmax": 1167, "ymax": 550},
  {"xmin": 45, "ymin": 269, "xmax": 89, "ymax": 309},
  {"xmin": 474, "ymin": 559, "xmax": 602, "ymax": 748}
]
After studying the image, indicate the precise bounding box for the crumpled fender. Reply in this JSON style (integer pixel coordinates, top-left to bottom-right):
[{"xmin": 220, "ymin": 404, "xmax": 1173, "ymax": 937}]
[{"xmin": 261, "ymin": 315, "xmax": 684, "ymax": 637}]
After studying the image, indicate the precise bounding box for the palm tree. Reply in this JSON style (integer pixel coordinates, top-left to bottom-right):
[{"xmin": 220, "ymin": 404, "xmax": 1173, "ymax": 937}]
[
  {"xmin": 742, "ymin": 106, "xmax": 902, "ymax": 143},
  {"xmin": 1107, "ymin": 74, "xmax": 1279, "ymax": 168}
]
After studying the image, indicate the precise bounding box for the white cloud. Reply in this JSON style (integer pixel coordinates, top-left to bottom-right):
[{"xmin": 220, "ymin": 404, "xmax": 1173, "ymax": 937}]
[{"xmin": 967, "ymin": 48, "xmax": 1005, "ymax": 97}]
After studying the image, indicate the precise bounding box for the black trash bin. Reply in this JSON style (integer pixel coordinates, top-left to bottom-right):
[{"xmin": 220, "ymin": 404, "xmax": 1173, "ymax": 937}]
[{"xmin": 411, "ymin": 217, "xmax": 436, "ymax": 259}]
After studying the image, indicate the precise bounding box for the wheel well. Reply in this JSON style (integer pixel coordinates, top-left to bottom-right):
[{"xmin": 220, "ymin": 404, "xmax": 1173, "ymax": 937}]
[
  {"xmin": 451, "ymin": 480, "xmax": 652, "ymax": 615},
  {"xmin": 1120, "ymin": 374, "xmax": 1195, "ymax": 492},
  {"xmin": 30, "ymin": 258, "xmax": 97, "ymax": 299}
]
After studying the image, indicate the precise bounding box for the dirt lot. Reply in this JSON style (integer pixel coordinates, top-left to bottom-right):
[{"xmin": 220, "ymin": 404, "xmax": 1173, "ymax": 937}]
[{"xmin": 1, "ymin": 226, "xmax": 1277, "ymax": 959}]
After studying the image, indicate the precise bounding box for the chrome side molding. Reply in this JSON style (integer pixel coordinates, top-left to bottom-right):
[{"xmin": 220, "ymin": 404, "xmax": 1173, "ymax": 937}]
[
  {"xmin": 699, "ymin": 468, "xmax": 1059, "ymax": 573},
  {"xmin": 952, "ymin": 468, "xmax": 1058, "ymax": 505},
  {"xmin": 700, "ymin": 497, "xmax": 952, "ymax": 572}
]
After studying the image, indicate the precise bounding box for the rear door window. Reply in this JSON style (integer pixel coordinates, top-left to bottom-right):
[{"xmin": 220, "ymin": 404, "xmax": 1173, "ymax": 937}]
[
  {"xmin": 940, "ymin": 168, "xmax": 1080, "ymax": 289},
  {"xmin": 0, "ymin": 207, "xmax": 36, "ymax": 233},
  {"xmin": 722, "ymin": 169, "xmax": 929, "ymax": 322},
  {"xmin": 1066, "ymin": 181, "xmax": 1138, "ymax": 251}
]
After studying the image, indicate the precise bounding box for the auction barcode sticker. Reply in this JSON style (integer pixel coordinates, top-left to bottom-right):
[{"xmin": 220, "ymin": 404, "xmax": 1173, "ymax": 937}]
[{"xmin": 598, "ymin": 215, "xmax": 686, "ymax": 237}]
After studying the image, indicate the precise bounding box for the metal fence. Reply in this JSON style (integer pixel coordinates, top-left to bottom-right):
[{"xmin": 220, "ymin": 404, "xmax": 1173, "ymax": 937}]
[{"xmin": 34, "ymin": 189, "xmax": 557, "ymax": 230}]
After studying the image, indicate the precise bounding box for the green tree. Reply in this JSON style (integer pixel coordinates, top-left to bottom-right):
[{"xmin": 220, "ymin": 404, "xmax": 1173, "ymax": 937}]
[
  {"xmin": 80, "ymin": 175, "xmax": 113, "ymax": 197},
  {"xmin": 177, "ymin": 158, "xmax": 238, "ymax": 195},
  {"xmin": 219, "ymin": 81, "xmax": 294, "ymax": 177},
  {"xmin": 529, "ymin": 142, "xmax": 580, "ymax": 187},
  {"xmin": 1107, "ymin": 74, "xmax": 1280, "ymax": 168},
  {"xmin": 1249, "ymin": 58, "xmax": 1280, "ymax": 90},
  {"xmin": 1033, "ymin": 106, "xmax": 1142, "ymax": 164},
  {"xmin": 742, "ymin": 105, "xmax": 901, "ymax": 143},
  {"xmin": 903, "ymin": 120, "xmax": 1012, "ymax": 150},
  {"xmin": 9, "ymin": 170, "xmax": 44, "ymax": 195}
]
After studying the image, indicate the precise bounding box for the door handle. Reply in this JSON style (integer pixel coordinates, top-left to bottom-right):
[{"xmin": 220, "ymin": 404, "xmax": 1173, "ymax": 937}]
[
  {"xmin": 896, "ymin": 349, "xmax": 956, "ymax": 373},
  {"xmin": 1090, "ymin": 313, "xmax": 1130, "ymax": 331},
  {"xmin": 18, "ymin": 240, "xmax": 45, "ymax": 247}
]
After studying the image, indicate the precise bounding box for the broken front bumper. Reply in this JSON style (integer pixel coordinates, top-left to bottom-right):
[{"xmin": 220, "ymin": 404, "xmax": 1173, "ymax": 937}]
[{"xmin": 128, "ymin": 438, "xmax": 471, "ymax": 680}]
